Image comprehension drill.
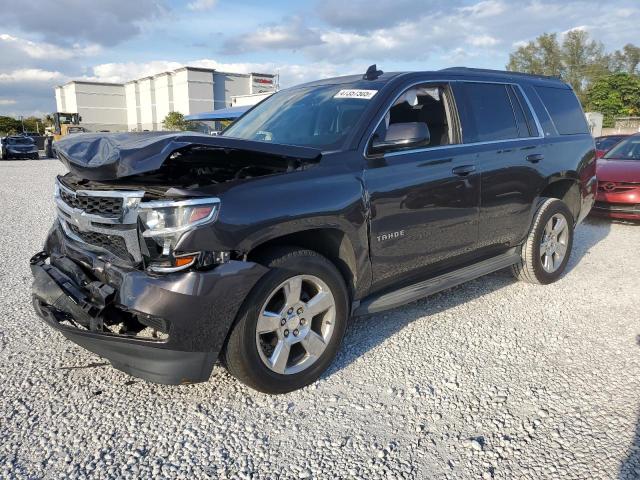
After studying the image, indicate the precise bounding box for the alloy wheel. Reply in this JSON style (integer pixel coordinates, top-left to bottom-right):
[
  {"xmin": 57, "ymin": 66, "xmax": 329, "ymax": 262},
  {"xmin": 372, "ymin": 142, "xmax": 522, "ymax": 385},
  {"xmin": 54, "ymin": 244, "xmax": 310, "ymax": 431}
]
[
  {"xmin": 540, "ymin": 213, "xmax": 569, "ymax": 273},
  {"xmin": 255, "ymin": 275, "xmax": 336, "ymax": 375}
]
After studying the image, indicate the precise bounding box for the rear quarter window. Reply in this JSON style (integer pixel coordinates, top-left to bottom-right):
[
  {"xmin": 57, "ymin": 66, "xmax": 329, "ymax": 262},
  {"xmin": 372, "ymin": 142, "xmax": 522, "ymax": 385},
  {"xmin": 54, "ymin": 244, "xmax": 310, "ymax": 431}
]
[{"xmin": 535, "ymin": 86, "xmax": 589, "ymax": 135}]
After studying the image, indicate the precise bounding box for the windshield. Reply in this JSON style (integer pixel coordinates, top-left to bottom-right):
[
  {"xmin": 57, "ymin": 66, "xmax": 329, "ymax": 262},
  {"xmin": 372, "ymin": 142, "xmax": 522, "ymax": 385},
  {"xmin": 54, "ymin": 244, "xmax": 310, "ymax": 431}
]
[
  {"xmin": 7, "ymin": 137, "xmax": 34, "ymax": 145},
  {"xmin": 604, "ymin": 136, "xmax": 640, "ymax": 161},
  {"xmin": 596, "ymin": 136, "xmax": 625, "ymax": 151},
  {"xmin": 222, "ymin": 85, "xmax": 375, "ymax": 150}
]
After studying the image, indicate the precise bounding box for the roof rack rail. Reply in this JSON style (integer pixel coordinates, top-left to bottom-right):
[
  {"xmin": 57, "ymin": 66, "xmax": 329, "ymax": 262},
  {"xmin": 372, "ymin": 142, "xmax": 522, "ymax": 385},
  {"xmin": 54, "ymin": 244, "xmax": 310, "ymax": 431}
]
[{"xmin": 441, "ymin": 67, "xmax": 560, "ymax": 81}]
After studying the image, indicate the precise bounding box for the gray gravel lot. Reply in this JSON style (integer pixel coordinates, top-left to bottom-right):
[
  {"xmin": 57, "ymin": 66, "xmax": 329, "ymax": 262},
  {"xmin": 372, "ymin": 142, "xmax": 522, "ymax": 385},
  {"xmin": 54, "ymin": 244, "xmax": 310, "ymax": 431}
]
[{"xmin": 1, "ymin": 159, "xmax": 640, "ymax": 479}]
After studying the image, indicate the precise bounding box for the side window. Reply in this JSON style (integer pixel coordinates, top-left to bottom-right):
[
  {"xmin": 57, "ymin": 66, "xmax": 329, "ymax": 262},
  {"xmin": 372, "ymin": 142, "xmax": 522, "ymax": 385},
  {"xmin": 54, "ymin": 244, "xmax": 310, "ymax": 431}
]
[
  {"xmin": 370, "ymin": 83, "xmax": 459, "ymax": 152},
  {"xmin": 454, "ymin": 82, "xmax": 520, "ymax": 143},
  {"xmin": 534, "ymin": 86, "xmax": 589, "ymax": 135}
]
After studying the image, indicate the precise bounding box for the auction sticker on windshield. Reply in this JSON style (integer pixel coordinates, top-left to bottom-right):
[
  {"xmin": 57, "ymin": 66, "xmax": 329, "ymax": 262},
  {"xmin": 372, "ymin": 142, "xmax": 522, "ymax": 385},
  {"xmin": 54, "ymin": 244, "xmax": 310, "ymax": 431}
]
[{"xmin": 334, "ymin": 89, "xmax": 378, "ymax": 100}]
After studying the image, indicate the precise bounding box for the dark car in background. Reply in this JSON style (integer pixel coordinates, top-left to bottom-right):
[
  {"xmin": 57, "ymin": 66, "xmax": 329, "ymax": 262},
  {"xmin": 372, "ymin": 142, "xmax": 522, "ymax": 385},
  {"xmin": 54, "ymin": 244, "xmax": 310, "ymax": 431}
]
[
  {"xmin": 595, "ymin": 134, "xmax": 629, "ymax": 159},
  {"xmin": 593, "ymin": 134, "xmax": 640, "ymax": 220},
  {"xmin": 1, "ymin": 135, "xmax": 39, "ymax": 160}
]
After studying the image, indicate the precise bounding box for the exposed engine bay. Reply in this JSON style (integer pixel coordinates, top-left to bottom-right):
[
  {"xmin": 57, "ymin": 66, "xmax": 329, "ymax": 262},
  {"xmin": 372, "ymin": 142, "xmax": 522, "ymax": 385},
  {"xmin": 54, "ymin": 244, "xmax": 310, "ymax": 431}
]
[{"xmin": 59, "ymin": 144, "xmax": 318, "ymax": 197}]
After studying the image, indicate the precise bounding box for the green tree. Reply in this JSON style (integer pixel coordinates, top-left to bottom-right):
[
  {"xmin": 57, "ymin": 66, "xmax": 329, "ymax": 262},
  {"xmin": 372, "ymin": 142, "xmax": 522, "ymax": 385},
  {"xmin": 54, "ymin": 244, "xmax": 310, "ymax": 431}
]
[
  {"xmin": 585, "ymin": 73, "xmax": 640, "ymax": 127},
  {"xmin": 611, "ymin": 44, "xmax": 640, "ymax": 74},
  {"xmin": 507, "ymin": 31, "xmax": 640, "ymax": 105},
  {"xmin": 162, "ymin": 111, "xmax": 188, "ymax": 131},
  {"xmin": 507, "ymin": 33, "xmax": 563, "ymax": 77},
  {"xmin": 561, "ymin": 30, "xmax": 610, "ymax": 100},
  {"xmin": 0, "ymin": 116, "xmax": 21, "ymax": 136},
  {"xmin": 508, "ymin": 31, "xmax": 612, "ymax": 103},
  {"xmin": 22, "ymin": 116, "xmax": 45, "ymax": 133}
]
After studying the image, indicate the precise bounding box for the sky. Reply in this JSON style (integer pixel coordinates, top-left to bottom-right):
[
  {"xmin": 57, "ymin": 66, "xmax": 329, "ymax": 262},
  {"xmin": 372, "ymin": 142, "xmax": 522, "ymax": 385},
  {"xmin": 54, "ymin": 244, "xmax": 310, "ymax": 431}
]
[{"xmin": 0, "ymin": 0, "xmax": 638, "ymax": 117}]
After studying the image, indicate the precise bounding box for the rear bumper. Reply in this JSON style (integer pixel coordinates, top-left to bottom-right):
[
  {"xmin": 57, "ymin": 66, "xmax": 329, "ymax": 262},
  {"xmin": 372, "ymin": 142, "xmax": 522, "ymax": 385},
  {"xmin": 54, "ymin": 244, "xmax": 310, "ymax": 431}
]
[
  {"xmin": 5, "ymin": 151, "xmax": 39, "ymax": 159},
  {"xmin": 30, "ymin": 229, "xmax": 268, "ymax": 384}
]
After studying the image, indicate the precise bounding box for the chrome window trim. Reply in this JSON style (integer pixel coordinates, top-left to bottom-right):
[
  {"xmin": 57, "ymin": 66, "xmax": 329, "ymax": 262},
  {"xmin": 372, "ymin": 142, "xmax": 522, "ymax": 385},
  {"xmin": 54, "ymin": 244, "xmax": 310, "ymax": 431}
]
[{"xmin": 362, "ymin": 78, "xmax": 546, "ymax": 160}]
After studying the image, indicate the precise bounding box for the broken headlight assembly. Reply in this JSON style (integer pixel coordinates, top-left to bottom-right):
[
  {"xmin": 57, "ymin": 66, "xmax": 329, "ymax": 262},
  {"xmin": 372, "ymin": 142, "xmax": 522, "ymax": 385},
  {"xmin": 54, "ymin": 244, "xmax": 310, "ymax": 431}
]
[{"xmin": 138, "ymin": 198, "xmax": 225, "ymax": 273}]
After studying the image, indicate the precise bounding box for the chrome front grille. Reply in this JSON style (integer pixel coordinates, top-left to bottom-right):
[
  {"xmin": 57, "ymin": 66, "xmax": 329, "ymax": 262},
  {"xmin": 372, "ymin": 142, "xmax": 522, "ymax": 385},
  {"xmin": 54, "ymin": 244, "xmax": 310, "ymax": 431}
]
[
  {"xmin": 67, "ymin": 224, "xmax": 132, "ymax": 261},
  {"xmin": 55, "ymin": 178, "xmax": 145, "ymax": 262},
  {"xmin": 59, "ymin": 189, "xmax": 123, "ymax": 217}
]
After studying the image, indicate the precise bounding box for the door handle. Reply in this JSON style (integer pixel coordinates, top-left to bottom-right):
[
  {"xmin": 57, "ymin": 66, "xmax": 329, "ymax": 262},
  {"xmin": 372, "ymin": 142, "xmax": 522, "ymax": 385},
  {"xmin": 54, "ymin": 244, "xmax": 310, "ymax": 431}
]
[
  {"xmin": 526, "ymin": 153, "xmax": 544, "ymax": 163},
  {"xmin": 452, "ymin": 165, "xmax": 476, "ymax": 176}
]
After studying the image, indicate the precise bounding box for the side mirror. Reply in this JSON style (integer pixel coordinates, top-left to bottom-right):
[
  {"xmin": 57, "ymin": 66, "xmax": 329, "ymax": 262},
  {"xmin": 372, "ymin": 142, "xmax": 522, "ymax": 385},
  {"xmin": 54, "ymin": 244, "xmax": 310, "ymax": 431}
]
[{"xmin": 370, "ymin": 122, "xmax": 430, "ymax": 154}]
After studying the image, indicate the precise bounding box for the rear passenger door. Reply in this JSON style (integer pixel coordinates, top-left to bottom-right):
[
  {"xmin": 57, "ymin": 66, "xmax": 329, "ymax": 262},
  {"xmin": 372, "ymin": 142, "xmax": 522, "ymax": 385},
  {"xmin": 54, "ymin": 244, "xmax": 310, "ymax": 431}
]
[{"xmin": 452, "ymin": 82, "xmax": 545, "ymax": 250}]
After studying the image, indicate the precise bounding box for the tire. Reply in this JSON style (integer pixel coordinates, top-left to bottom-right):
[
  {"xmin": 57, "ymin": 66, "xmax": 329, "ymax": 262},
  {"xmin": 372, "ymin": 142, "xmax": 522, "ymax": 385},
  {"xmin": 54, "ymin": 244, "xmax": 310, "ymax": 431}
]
[
  {"xmin": 512, "ymin": 198, "xmax": 574, "ymax": 284},
  {"xmin": 223, "ymin": 247, "xmax": 349, "ymax": 394}
]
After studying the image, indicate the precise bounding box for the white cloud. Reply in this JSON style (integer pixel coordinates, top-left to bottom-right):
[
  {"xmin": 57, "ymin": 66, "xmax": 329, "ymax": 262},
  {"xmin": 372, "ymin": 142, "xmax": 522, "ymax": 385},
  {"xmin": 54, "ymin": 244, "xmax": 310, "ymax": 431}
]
[
  {"xmin": 0, "ymin": 69, "xmax": 64, "ymax": 83},
  {"xmin": 0, "ymin": 34, "xmax": 101, "ymax": 60},
  {"xmin": 223, "ymin": 16, "xmax": 322, "ymax": 54},
  {"xmin": 82, "ymin": 58, "xmax": 355, "ymax": 88},
  {"xmin": 0, "ymin": 0, "xmax": 164, "ymax": 47},
  {"xmin": 468, "ymin": 34, "xmax": 500, "ymax": 47},
  {"xmin": 460, "ymin": 0, "xmax": 506, "ymax": 18},
  {"xmin": 0, "ymin": 99, "xmax": 16, "ymax": 105},
  {"xmin": 231, "ymin": 0, "xmax": 640, "ymax": 64},
  {"xmin": 187, "ymin": 0, "xmax": 217, "ymax": 11}
]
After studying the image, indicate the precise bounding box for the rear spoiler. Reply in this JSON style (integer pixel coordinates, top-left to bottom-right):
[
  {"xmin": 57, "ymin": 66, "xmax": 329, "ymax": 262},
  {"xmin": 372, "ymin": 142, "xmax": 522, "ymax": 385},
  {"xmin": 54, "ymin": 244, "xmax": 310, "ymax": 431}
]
[{"xmin": 54, "ymin": 132, "xmax": 322, "ymax": 181}]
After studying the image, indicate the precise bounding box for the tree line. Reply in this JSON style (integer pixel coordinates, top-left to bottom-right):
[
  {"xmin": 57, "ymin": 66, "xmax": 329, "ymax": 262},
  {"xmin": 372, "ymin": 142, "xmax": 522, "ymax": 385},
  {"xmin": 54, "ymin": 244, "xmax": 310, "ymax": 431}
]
[
  {"xmin": 0, "ymin": 115, "xmax": 53, "ymax": 136},
  {"xmin": 507, "ymin": 31, "xmax": 640, "ymax": 127}
]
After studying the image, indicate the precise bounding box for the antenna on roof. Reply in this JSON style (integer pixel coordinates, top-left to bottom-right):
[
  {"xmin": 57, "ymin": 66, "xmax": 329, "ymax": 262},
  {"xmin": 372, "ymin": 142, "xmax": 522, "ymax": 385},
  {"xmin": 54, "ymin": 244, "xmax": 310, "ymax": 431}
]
[{"xmin": 363, "ymin": 64, "xmax": 383, "ymax": 80}]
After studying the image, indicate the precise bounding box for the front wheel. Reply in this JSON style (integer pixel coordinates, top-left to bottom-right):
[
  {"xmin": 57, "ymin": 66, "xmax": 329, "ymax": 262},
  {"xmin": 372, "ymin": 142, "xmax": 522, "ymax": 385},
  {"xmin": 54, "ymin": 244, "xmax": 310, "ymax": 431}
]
[
  {"xmin": 222, "ymin": 247, "xmax": 349, "ymax": 394},
  {"xmin": 512, "ymin": 198, "xmax": 574, "ymax": 284}
]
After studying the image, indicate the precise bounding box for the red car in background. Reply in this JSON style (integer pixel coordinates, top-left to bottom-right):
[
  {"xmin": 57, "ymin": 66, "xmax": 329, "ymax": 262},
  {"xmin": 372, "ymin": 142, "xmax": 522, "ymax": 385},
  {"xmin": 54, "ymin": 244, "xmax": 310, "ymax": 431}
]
[
  {"xmin": 593, "ymin": 134, "xmax": 640, "ymax": 220},
  {"xmin": 595, "ymin": 134, "xmax": 629, "ymax": 158}
]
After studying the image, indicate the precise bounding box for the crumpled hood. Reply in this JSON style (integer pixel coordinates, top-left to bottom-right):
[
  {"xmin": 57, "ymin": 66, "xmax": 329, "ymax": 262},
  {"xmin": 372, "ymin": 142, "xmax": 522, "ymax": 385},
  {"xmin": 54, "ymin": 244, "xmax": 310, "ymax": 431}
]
[
  {"xmin": 596, "ymin": 159, "xmax": 640, "ymax": 183},
  {"xmin": 54, "ymin": 132, "xmax": 322, "ymax": 181}
]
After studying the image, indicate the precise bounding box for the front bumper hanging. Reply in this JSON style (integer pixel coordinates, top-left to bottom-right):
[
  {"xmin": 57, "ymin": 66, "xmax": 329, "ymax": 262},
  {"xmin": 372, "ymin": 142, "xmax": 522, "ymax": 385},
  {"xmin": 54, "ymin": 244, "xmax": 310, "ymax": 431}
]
[{"xmin": 30, "ymin": 246, "xmax": 268, "ymax": 385}]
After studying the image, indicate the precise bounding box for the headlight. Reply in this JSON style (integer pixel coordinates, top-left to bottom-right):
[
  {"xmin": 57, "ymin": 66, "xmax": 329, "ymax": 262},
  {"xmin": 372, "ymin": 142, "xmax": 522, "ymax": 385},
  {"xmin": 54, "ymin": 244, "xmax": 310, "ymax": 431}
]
[{"xmin": 138, "ymin": 198, "xmax": 221, "ymax": 272}]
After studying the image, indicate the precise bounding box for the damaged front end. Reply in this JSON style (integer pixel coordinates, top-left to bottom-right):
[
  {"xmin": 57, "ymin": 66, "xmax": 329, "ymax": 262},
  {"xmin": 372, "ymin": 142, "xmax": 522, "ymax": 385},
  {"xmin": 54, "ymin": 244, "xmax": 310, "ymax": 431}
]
[{"xmin": 30, "ymin": 132, "xmax": 318, "ymax": 383}]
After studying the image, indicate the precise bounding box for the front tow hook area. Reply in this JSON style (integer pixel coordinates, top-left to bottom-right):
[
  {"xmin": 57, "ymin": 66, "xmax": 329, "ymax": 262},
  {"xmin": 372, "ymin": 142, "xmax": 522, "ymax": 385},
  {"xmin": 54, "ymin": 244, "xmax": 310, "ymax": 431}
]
[{"xmin": 30, "ymin": 251, "xmax": 115, "ymax": 329}]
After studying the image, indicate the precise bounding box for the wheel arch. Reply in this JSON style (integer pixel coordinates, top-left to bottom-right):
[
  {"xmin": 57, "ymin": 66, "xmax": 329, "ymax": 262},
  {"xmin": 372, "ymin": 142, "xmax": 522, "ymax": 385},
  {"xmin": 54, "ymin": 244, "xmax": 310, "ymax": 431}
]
[
  {"xmin": 246, "ymin": 227, "xmax": 363, "ymax": 302},
  {"xmin": 539, "ymin": 177, "xmax": 581, "ymax": 222}
]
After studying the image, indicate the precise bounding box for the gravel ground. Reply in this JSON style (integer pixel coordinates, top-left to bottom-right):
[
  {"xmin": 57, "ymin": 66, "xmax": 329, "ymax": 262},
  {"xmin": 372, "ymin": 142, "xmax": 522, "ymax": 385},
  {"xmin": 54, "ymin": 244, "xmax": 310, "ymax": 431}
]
[{"xmin": 1, "ymin": 159, "xmax": 640, "ymax": 479}]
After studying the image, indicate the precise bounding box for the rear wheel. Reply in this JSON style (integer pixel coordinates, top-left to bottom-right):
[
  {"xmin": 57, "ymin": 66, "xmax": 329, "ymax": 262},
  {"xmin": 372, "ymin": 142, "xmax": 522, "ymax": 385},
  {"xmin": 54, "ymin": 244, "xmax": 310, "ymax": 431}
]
[
  {"xmin": 223, "ymin": 247, "xmax": 348, "ymax": 394},
  {"xmin": 512, "ymin": 198, "xmax": 574, "ymax": 284}
]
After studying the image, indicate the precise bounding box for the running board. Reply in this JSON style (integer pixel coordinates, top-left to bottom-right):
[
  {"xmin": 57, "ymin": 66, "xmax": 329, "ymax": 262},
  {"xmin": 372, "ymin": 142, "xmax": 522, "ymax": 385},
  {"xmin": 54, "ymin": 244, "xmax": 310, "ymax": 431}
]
[{"xmin": 353, "ymin": 248, "xmax": 521, "ymax": 316}]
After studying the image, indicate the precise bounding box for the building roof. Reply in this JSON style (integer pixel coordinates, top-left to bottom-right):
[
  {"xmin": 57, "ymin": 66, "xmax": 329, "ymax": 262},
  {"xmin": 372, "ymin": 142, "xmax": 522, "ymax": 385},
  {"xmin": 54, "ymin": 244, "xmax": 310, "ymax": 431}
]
[{"xmin": 57, "ymin": 80, "xmax": 126, "ymax": 88}]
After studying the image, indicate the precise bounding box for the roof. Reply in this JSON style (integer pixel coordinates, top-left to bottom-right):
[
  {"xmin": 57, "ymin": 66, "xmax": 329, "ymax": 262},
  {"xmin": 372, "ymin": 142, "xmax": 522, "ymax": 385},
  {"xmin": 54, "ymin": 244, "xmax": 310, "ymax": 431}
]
[
  {"xmin": 57, "ymin": 80, "xmax": 126, "ymax": 88},
  {"xmin": 185, "ymin": 106, "xmax": 249, "ymax": 121},
  {"xmin": 292, "ymin": 67, "xmax": 567, "ymax": 91}
]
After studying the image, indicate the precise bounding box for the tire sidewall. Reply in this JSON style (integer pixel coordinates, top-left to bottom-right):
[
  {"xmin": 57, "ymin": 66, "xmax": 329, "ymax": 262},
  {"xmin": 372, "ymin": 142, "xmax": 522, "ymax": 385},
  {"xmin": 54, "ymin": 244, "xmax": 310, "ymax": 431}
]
[
  {"xmin": 233, "ymin": 252, "xmax": 348, "ymax": 393},
  {"xmin": 530, "ymin": 200, "xmax": 574, "ymax": 284}
]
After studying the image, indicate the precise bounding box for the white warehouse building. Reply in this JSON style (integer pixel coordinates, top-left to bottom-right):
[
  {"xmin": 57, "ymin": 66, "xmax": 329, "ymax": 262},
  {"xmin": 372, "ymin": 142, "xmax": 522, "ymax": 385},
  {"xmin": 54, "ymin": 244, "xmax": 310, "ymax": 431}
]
[{"xmin": 54, "ymin": 67, "xmax": 276, "ymax": 132}]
